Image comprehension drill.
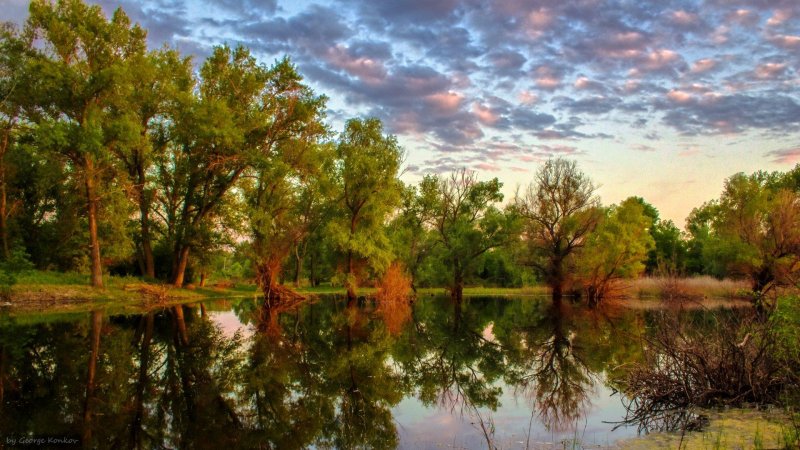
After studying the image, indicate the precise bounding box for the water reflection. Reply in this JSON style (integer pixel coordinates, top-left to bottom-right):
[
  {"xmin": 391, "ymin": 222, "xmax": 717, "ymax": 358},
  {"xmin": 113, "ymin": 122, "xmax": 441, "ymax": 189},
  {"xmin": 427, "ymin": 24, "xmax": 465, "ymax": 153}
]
[{"xmin": 0, "ymin": 296, "xmax": 718, "ymax": 449}]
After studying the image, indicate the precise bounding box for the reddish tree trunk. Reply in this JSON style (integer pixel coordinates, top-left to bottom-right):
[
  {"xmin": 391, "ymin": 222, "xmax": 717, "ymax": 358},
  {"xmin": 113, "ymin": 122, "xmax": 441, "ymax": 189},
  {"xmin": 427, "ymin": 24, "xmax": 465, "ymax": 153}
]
[
  {"xmin": 172, "ymin": 246, "xmax": 190, "ymax": 287},
  {"xmin": 85, "ymin": 162, "xmax": 103, "ymax": 288}
]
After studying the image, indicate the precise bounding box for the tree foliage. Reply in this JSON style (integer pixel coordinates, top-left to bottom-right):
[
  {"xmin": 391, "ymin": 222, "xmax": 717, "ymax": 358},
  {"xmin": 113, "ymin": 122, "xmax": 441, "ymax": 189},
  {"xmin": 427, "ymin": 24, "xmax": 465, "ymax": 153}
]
[{"xmin": 577, "ymin": 197, "xmax": 655, "ymax": 304}]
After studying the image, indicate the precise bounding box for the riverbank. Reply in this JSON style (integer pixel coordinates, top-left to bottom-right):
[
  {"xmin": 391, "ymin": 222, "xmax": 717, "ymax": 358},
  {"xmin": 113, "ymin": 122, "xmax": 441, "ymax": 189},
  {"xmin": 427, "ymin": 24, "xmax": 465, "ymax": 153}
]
[{"xmin": 3, "ymin": 271, "xmax": 756, "ymax": 316}]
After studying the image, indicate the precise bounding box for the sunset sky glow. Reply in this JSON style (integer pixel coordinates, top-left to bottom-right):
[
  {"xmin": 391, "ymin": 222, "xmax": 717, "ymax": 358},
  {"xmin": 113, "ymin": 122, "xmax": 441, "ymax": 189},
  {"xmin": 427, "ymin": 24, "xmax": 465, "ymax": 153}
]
[{"xmin": 3, "ymin": 0, "xmax": 799, "ymax": 224}]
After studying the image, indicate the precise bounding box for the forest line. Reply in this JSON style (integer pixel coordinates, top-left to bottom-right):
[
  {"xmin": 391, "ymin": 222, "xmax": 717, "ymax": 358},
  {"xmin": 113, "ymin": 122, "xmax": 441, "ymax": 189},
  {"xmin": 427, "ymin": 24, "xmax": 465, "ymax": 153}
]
[{"xmin": 1, "ymin": 0, "xmax": 799, "ymax": 306}]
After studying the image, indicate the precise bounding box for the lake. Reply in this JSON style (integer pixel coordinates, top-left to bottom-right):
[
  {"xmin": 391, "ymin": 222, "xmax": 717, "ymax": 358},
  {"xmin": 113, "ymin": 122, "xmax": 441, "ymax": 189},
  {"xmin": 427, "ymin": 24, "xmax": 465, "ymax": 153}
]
[{"xmin": 0, "ymin": 295, "xmax": 745, "ymax": 449}]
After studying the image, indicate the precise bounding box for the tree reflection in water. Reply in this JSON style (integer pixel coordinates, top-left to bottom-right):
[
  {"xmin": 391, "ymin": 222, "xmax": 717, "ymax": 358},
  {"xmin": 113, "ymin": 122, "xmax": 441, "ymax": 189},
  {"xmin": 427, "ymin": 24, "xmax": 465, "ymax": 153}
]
[{"xmin": 0, "ymin": 295, "xmax": 712, "ymax": 448}]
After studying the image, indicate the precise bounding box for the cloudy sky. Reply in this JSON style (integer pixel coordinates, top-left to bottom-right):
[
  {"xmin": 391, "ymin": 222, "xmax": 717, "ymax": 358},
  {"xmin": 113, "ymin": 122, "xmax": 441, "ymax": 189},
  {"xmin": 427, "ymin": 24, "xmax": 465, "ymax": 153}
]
[{"xmin": 3, "ymin": 0, "xmax": 799, "ymax": 224}]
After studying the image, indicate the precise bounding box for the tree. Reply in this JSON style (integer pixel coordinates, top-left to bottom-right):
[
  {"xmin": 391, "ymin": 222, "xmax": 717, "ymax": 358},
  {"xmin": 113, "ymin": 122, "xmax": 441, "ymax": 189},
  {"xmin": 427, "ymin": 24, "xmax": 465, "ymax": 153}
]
[
  {"xmin": 165, "ymin": 45, "xmax": 273, "ymax": 286},
  {"xmin": 388, "ymin": 182, "xmax": 438, "ymax": 292},
  {"xmin": 330, "ymin": 118, "xmax": 402, "ymax": 303},
  {"xmin": 577, "ymin": 197, "xmax": 654, "ymax": 304},
  {"xmin": 514, "ymin": 158, "xmax": 601, "ymax": 301},
  {"xmin": 108, "ymin": 48, "xmax": 193, "ymax": 278},
  {"xmin": 245, "ymin": 59, "xmax": 327, "ymax": 301},
  {"xmin": 0, "ymin": 23, "xmax": 33, "ymax": 260},
  {"xmin": 711, "ymin": 171, "xmax": 800, "ymax": 298},
  {"xmin": 26, "ymin": 0, "xmax": 147, "ymax": 287},
  {"xmin": 425, "ymin": 169, "xmax": 519, "ymax": 303}
]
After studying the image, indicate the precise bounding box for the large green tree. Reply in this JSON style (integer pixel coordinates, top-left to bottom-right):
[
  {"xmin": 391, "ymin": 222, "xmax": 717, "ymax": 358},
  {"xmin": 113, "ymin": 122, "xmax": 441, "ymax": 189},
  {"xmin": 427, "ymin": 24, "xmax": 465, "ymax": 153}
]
[
  {"xmin": 165, "ymin": 45, "xmax": 277, "ymax": 286},
  {"xmin": 245, "ymin": 59, "xmax": 328, "ymax": 301},
  {"xmin": 330, "ymin": 118, "xmax": 402, "ymax": 302},
  {"xmin": 577, "ymin": 197, "xmax": 654, "ymax": 304},
  {"xmin": 425, "ymin": 169, "xmax": 519, "ymax": 302},
  {"xmin": 709, "ymin": 171, "xmax": 800, "ymax": 297},
  {"xmin": 108, "ymin": 48, "xmax": 193, "ymax": 278},
  {"xmin": 26, "ymin": 0, "xmax": 147, "ymax": 287}
]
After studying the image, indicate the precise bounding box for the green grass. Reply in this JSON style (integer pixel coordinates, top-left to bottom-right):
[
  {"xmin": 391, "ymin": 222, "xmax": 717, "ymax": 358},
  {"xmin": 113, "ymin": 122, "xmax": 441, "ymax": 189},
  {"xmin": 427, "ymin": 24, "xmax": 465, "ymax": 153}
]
[{"xmin": 4, "ymin": 270, "xmax": 259, "ymax": 316}]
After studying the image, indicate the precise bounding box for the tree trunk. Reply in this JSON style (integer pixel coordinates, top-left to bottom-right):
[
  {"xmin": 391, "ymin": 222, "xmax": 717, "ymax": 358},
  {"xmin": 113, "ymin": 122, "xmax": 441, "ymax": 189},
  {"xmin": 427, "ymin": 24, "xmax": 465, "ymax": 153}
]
[
  {"xmin": 550, "ymin": 257, "xmax": 563, "ymax": 304},
  {"xmin": 0, "ymin": 165, "xmax": 8, "ymax": 260},
  {"xmin": 346, "ymin": 248, "xmax": 357, "ymax": 304},
  {"xmin": 199, "ymin": 271, "xmax": 207, "ymax": 287},
  {"xmin": 293, "ymin": 246, "xmax": 302, "ymax": 288},
  {"xmin": 310, "ymin": 251, "xmax": 317, "ymax": 287},
  {"xmin": 0, "ymin": 344, "xmax": 5, "ymax": 405},
  {"xmin": 171, "ymin": 245, "xmax": 190, "ymax": 287},
  {"xmin": 452, "ymin": 270, "xmax": 464, "ymax": 304},
  {"xmin": 83, "ymin": 310, "xmax": 103, "ymax": 448},
  {"xmin": 85, "ymin": 161, "xmax": 103, "ymax": 288}
]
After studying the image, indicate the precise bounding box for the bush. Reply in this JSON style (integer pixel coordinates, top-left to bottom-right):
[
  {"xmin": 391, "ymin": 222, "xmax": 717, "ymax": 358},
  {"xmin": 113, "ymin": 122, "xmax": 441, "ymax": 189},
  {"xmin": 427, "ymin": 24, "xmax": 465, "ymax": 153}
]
[{"xmin": 0, "ymin": 248, "xmax": 34, "ymax": 299}]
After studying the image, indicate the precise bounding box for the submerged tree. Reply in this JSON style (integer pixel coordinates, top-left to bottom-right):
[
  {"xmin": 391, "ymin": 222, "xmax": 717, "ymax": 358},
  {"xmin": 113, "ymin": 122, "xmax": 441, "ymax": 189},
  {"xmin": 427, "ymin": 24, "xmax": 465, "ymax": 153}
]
[
  {"xmin": 515, "ymin": 158, "xmax": 601, "ymax": 301},
  {"xmin": 330, "ymin": 118, "xmax": 402, "ymax": 303}
]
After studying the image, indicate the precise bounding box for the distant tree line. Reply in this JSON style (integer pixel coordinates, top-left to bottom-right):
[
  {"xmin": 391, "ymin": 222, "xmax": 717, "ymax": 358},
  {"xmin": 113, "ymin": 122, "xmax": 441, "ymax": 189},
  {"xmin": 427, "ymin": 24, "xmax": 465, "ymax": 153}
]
[{"xmin": 1, "ymin": 0, "xmax": 799, "ymax": 305}]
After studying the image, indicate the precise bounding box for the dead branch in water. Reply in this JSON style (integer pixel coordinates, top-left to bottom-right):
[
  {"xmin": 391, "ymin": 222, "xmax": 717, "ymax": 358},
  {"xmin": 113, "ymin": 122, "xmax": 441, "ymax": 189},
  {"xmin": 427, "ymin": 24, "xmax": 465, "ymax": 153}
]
[{"xmin": 615, "ymin": 308, "xmax": 794, "ymax": 432}]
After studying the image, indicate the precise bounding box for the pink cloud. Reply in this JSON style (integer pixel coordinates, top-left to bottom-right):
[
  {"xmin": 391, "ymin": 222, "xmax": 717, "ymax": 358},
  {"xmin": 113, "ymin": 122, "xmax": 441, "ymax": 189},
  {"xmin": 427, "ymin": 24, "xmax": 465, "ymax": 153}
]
[
  {"xmin": 754, "ymin": 62, "xmax": 787, "ymax": 79},
  {"xmin": 667, "ymin": 89, "xmax": 694, "ymax": 103},
  {"xmin": 534, "ymin": 66, "xmax": 561, "ymax": 90},
  {"xmin": 324, "ymin": 45, "xmax": 387, "ymax": 84},
  {"xmin": 518, "ymin": 90, "xmax": 538, "ymax": 105},
  {"xmin": 769, "ymin": 34, "xmax": 800, "ymax": 49},
  {"xmin": 726, "ymin": 9, "xmax": 758, "ymax": 26},
  {"xmin": 425, "ymin": 91, "xmax": 464, "ymax": 113},
  {"xmin": 766, "ymin": 147, "xmax": 800, "ymax": 164},
  {"xmin": 472, "ymin": 102, "xmax": 499, "ymax": 125},
  {"xmin": 670, "ymin": 10, "xmax": 700, "ymax": 26},
  {"xmin": 690, "ymin": 58, "xmax": 717, "ymax": 73},
  {"xmin": 767, "ymin": 9, "xmax": 792, "ymax": 27}
]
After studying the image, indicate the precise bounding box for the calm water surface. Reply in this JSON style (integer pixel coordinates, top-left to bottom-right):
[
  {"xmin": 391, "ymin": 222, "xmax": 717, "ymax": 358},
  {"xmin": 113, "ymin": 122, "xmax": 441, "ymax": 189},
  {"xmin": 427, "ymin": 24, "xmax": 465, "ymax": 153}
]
[{"xmin": 0, "ymin": 296, "xmax": 734, "ymax": 449}]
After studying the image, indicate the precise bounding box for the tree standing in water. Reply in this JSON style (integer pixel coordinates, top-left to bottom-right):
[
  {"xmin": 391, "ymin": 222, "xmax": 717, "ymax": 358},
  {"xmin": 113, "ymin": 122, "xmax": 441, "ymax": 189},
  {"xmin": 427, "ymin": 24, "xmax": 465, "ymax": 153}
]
[{"xmin": 515, "ymin": 158, "xmax": 601, "ymax": 302}]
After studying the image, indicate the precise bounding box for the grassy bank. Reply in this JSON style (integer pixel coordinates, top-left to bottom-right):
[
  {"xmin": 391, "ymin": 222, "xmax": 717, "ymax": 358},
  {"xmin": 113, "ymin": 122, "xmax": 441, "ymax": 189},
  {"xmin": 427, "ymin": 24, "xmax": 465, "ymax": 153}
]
[
  {"xmin": 3, "ymin": 271, "xmax": 259, "ymax": 314},
  {"xmin": 3, "ymin": 271, "xmax": 755, "ymax": 316}
]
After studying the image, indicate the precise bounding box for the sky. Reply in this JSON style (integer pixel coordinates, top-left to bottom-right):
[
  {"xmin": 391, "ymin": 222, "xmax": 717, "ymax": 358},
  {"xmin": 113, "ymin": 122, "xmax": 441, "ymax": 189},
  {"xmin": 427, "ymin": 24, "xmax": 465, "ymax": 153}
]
[{"xmin": 2, "ymin": 0, "xmax": 799, "ymax": 225}]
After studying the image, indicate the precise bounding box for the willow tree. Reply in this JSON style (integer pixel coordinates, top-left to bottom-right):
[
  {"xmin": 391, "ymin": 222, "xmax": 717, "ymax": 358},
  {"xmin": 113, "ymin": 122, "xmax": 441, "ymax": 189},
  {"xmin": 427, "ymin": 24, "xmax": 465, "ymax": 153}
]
[
  {"xmin": 26, "ymin": 0, "xmax": 147, "ymax": 287},
  {"xmin": 515, "ymin": 158, "xmax": 601, "ymax": 301},
  {"xmin": 109, "ymin": 48, "xmax": 193, "ymax": 278},
  {"xmin": 577, "ymin": 197, "xmax": 654, "ymax": 305},
  {"xmin": 426, "ymin": 170, "xmax": 519, "ymax": 303},
  {"xmin": 166, "ymin": 46, "xmax": 270, "ymax": 286},
  {"xmin": 245, "ymin": 59, "xmax": 328, "ymax": 302},
  {"xmin": 710, "ymin": 171, "xmax": 800, "ymax": 299},
  {"xmin": 330, "ymin": 118, "xmax": 402, "ymax": 303}
]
